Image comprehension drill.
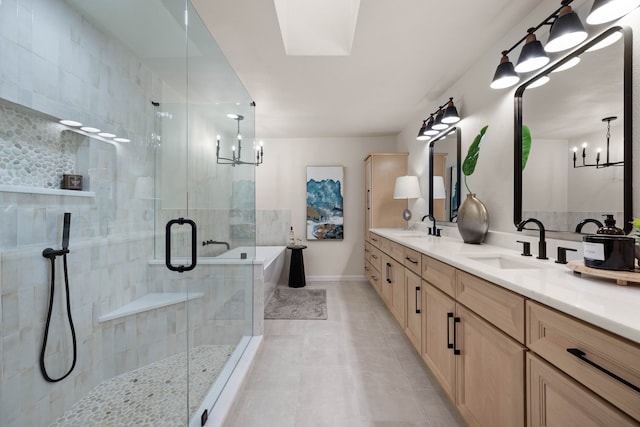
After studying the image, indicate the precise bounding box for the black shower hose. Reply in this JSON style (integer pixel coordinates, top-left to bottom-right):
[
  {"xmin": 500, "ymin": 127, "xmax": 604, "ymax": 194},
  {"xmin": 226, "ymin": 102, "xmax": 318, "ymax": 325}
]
[{"xmin": 40, "ymin": 253, "xmax": 77, "ymax": 382}]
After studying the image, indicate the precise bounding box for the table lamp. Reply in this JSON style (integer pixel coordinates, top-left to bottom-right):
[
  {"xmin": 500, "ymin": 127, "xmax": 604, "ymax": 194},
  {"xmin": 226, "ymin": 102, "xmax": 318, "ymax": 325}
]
[{"xmin": 394, "ymin": 175, "xmax": 421, "ymax": 229}]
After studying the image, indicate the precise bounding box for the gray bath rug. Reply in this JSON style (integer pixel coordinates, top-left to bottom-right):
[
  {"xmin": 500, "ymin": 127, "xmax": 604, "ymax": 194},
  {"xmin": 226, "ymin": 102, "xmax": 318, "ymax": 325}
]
[{"xmin": 264, "ymin": 288, "xmax": 327, "ymax": 320}]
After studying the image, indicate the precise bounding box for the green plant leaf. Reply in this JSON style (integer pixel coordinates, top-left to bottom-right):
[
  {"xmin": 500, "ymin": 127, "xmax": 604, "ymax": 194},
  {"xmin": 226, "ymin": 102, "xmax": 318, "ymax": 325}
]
[
  {"xmin": 522, "ymin": 125, "xmax": 531, "ymax": 171},
  {"xmin": 462, "ymin": 125, "xmax": 488, "ymax": 178}
]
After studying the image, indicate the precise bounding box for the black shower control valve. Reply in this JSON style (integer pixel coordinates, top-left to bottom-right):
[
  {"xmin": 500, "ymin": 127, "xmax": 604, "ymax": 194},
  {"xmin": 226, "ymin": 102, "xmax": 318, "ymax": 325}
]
[
  {"xmin": 517, "ymin": 240, "xmax": 532, "ymax": 257},
  {"xmin": 42, "ymin": 248, "xmax": 70, "ymax": 259},
  {"xmin": 555, "ymin": 247, "xmax": 577, "ymax": 264}
]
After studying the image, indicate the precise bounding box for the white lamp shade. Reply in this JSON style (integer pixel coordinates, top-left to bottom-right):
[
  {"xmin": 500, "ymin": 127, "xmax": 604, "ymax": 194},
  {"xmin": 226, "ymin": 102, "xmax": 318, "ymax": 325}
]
[
  {"xmin": 394, "ymin": 175, "xmax": 421, "ymax": 199},
  {"xmin": 433, "ymin": 176, "xmax": 446, "ymax": 199}
]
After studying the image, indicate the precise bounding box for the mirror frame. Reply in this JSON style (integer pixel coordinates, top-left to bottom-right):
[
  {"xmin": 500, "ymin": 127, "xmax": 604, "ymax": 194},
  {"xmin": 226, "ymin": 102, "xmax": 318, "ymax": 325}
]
[
  {"xmin": 514, "ymin": 26, "xmax": 633, "ymax": 234},
  {"xmin": 429, "ymin": 127, "xmax": 461, "ymax": 221}
]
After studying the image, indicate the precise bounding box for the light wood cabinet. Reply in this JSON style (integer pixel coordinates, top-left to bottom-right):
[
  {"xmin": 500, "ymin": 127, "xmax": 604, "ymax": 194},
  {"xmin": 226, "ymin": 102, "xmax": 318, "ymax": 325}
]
[
  {"xmin": 364, "ymin": 153, "xmax": 408, "ymax": 232},
  {"xmin": 527, "ymin": 301, "xmax": 640, "ymax": 421},
  {"xmin": 527, "ymin": 353, "xmax": 637, "ymax": 426},
  {"xmin": 380, "ymin": 253, "xmax": 405, "ymax": 327},
  {"xmin": 456, "ymin": 304, "xmax": 525, "ymax": 427},
  {"xmin": 405, "ymin": 270, "xmax": 422, "ymax": 352},
  {"xmin": 422, "ymin": 282, "xmax": 456, "ymax": 401}
]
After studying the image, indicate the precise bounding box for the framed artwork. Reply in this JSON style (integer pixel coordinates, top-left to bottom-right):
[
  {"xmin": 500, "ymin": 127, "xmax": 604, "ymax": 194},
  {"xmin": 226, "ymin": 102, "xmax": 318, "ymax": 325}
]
[{"xmin": 306, "ymin": 166, "xmax": 344, "ymax": 240}]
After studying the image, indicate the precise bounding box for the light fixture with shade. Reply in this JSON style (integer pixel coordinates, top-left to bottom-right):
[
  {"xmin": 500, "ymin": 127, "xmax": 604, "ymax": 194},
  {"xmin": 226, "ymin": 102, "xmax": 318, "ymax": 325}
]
[
  {"xmin": 490, "ymin": 51, "xmax": 520, "ymax": 89},
  {"xmin": 544, "ymin": 1, "xmax": 588, "ymax": 53},
  {"xmin": 416, "ymin": 120, "xmax": 431, "ymax": 141},
  {"xmin": 415, "ymin": 99, "xmax": 461, "ymax": 141},
  {"xmin": 441, "ymin": 98, "xmax": 461, "ymax": 124},
  {"xmin": 515, "ymin": 29, "xmax": 550, "ymax": 73},
  {"xmin": 488, "ymin": 0, "xmax": 635, "ymax": 90},
  {"xmin": 586, "ymin": 0, "xmax": 640, "ymax": 25},
  {"xmin": 393, "ymin": 175, "xmax": 421, "ymax": 229}
]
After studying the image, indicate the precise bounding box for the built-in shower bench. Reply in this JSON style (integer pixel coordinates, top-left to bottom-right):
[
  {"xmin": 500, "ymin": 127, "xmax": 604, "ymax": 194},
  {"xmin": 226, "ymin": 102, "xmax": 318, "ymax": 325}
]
[{"xmin": 98, "ymin": 292, "xmax": 204, "ymax": 323}]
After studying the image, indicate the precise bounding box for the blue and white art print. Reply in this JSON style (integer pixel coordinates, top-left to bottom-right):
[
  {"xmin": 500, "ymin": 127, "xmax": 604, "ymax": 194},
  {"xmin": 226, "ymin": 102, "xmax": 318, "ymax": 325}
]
[{"xmin": 306, "ymin": 166, "xmax": 344, "ymax": 240}]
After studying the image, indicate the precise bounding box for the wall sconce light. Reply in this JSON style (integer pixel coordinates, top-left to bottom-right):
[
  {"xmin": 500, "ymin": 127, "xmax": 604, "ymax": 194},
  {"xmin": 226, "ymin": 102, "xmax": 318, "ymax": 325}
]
[
  {"xmin": 415, "ymin": 98, "xmax": 460, "ymax": 141},
  {"xmin": 490, "ymin": 0, "xmax": 638, "ymax": 89},
  {"xmin": 394, "ymin": 175, "xmax": 421, "ymax": 229},
  {"xmin": 216, "ymin": 114, "xmax": 264, "ymax": 167},
  {"xmin": 572, "ymin": 116, "xmax": 623, "ymax": 168}
]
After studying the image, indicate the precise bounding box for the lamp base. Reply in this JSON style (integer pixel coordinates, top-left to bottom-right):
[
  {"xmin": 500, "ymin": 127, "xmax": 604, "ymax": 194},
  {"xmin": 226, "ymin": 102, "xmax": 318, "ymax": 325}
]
[{"xmin": 403, "ymin": 208, "xmax": 412, "ymax": 230}]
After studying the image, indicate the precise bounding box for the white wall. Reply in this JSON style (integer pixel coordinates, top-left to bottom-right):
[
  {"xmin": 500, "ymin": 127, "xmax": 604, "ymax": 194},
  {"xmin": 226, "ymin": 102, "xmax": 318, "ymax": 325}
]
[
  {"xmin": 256, "ymin": 136, "xmax": 397, "ymax": 279},
  {"xmin": 398, "ymin": 0, "xmax": 640, "ymax": 234}
]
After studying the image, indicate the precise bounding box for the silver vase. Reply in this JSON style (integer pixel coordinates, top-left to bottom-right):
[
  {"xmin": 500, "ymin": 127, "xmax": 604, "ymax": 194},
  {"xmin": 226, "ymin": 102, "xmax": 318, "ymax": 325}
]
[{"xmin": 457, "ymin": 193, "xmax": 489, "ymax": 244}]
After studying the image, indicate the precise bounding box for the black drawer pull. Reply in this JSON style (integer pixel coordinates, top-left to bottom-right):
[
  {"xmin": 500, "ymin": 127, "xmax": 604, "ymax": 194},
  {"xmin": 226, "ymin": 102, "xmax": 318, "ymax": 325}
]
[
  {"xmin": 567, "ymin": 348, "xmax": 640, "ymax": 393},
  {"xmin": 371, "ymin": 254, "xmax": 378, "ymax": 259},
  {"xmin": 446, "ymin": 312, "xmax": 454, "ymax": 349},
  {"xmin": 415, "ymin": 286, "xmax": 421, "ymax": 314},
  {"xmin": 453, "ymin": 317, "xmax": 461, "ymax": 355},
  {"xmin": 386, "ymin": 262, "xmax": 392, "ymax": 283},
  {"xmin": 405, "ymin": 256, "xmax": 418, "ymax": 264},
  {"xmin": 371, "ymin": 275, "xmax": 378, "ymax": 281}
]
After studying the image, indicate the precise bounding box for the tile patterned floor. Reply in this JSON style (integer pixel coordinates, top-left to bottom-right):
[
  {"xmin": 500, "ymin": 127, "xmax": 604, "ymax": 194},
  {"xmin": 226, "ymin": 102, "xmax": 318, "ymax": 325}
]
[
  {"xmin": 224, "ymin": 281, "xmax": 465, "ymax": 427},
  {"xmin": 50, "ymin": 345, "xmax": 235, "ymax": 427}
]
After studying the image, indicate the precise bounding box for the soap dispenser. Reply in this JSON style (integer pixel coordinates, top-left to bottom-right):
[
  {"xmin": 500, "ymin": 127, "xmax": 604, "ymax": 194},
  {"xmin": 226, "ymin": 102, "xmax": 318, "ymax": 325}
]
[{"xmin": 596, "ymin": 215, "xmax": 624, "ymax": 235}]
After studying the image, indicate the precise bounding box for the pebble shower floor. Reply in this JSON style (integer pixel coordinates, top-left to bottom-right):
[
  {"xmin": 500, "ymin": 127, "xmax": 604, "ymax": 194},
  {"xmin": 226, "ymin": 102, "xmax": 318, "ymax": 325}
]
[{"xmin": 49, "ymin": 345, "xmax": 235, "ymax": 427}]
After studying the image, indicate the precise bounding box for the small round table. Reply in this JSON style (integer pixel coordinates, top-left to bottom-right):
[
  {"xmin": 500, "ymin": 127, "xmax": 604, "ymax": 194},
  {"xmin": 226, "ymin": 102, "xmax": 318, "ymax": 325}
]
[{"xmin": 287, "ymin": 245, "xmax": 307, "ymax": 288}]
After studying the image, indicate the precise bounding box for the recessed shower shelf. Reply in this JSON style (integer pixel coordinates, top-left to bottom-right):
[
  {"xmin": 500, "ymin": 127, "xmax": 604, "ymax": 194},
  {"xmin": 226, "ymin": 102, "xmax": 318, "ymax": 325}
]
[
  {"xmin": 0, "ymin": 184, "xmax": 96, "ymax": 197},
  {"xmin": 98, "ymin": 292, "xmax": 205, "ymax": 323}
]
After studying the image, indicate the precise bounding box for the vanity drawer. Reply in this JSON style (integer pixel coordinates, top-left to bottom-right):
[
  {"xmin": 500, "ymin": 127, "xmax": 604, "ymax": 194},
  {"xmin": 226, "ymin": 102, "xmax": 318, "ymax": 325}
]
[
  {"xmin": 388, "ymin": 240, "xmax": 406, "ymax": 263},
  {"xmin": 369, "ymin": 232, "xmax": 382, "ymax": 248},
  {"xmin": 364, "ymin": 259, "xmax": 381, "ymax": 293},
  {"xmin": 457, "ymin": 270, "xmax": 525, "ymax": 343},
  {"xmin": 364, "ymin": 242, "xmax": 372, "ymax": 263},
  {"xmin": 403, "ymin": 247, "xmax": 422, "ymax": 275},
  {"xmin": 527, "ymin": 301, "xmax": 640, "ymax": 421},
  {"xmin": 378, "ymin": 236, "xmax": 393, "ymax": 254},
  {"xmin": 422, "ymin": 255, "xmax": 456, "ymax": 298},
  {"xmin": 369, "ymin": 245, "xmax": 383, "ymax": 273}
]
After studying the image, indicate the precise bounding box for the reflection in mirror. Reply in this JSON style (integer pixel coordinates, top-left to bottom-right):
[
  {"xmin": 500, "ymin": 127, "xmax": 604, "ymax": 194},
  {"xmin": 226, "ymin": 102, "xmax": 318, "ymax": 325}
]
[
  {"xmin": 430, "ymin": 128, "xmax": 461, "ymax": 223},
  {"xmin": 514, "ymin": 26, "xmax": 632, "ymax": 237}
]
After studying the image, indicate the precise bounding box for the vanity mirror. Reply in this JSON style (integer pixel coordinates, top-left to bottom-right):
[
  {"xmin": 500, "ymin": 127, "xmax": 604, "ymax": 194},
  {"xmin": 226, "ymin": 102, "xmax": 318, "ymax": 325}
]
[
  {"xmin": 514, "ymin": 26, "xmax": 632, "ymax": 237},
  {"xmin": 430, "ymin": 128, "xmax": 461, "ymax": 223}
]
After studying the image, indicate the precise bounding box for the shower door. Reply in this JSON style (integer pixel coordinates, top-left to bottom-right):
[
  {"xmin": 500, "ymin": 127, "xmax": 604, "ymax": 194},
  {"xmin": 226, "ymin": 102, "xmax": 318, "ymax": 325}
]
[{"xmin": 157, "ymin": 3, "xmax": 257, "ymax": 425}]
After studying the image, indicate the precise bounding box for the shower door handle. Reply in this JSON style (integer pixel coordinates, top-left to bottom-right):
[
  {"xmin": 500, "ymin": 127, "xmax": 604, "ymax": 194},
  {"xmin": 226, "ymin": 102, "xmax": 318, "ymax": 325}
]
[{"xmin": 165, "ymin": 218, "xmax": 197, "ymax": 273}]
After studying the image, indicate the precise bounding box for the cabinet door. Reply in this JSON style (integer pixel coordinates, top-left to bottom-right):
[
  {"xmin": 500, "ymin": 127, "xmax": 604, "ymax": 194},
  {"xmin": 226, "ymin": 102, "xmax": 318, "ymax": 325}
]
[
  {"xmin": 404, "ymin": 270, "xmax": 421, "ymax": 352},
  {"xmin": 456, "ymin": 305, "xmax": 525, "ymax": 427},
  {"xmin": 391, "ymin": 262, "xmax": 406, "ymax": 328},
  {"xmin": 380, "ymin": 253, "xmax": 394, "ymax": 308},
  {"xmin": 422, "ymin": 282, "xmax": 456, "ymax": 401},
  {"xmin": 527, "ymin": 353, "xmax": 637, "ymax": 427}
]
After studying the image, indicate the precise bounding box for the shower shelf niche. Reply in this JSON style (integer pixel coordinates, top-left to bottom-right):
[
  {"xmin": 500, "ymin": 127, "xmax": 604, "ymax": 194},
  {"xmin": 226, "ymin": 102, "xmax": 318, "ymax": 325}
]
[
  {"xmin": 0, "ymin": 184, "xmax": 96, "ymax": 197},
  {"xmin": 98, "ymin": 292, "xmax": 205, "ymax": 323}
]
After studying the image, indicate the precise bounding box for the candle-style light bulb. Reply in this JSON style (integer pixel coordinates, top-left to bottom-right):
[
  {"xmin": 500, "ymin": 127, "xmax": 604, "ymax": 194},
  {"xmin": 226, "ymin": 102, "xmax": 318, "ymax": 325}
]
[
  {"xmin": 582, "ymin": 142, "xmax": 587, "ymax": 158},
  {"xmin": 596, "ymin": 148, "xmax": 601, "ymax": 164}
]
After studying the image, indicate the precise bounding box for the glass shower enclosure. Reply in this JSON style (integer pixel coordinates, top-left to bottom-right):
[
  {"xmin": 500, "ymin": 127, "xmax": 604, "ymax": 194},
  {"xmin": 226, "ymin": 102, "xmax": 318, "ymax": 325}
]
[{"xmin": 0, "ymin": 1, "xmax": 256, "ymax": 426}]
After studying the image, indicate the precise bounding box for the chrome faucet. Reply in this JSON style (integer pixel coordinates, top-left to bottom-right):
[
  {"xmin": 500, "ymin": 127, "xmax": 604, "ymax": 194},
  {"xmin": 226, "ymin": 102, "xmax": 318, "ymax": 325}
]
[
  {"xmin": 202, "ymin": 240, "xmax": 230, "ymax": 250},
  {"xmin": 421, "ymin": 214, "xmax": 440, "ymax": 237},
  {"xmin": 516, "ymin": 218, "xmax": 547, "ymax": 260},
  {"xmin": 575, "ymin": 218, "xmax": 603, "ymax": 233}
]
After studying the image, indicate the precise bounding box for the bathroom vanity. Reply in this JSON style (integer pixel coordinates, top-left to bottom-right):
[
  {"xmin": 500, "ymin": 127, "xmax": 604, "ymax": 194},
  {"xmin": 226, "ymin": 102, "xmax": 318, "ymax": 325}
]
[{"xmin": 365, "ymin": 229, "xmax": 640, "ymax": 427}]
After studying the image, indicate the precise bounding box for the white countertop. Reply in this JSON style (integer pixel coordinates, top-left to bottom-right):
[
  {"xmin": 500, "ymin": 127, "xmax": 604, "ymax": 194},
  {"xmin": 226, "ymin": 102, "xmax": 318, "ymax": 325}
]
[{"xmin": 370, "ymin": 228, "xmax": 640, "ymax": 345}]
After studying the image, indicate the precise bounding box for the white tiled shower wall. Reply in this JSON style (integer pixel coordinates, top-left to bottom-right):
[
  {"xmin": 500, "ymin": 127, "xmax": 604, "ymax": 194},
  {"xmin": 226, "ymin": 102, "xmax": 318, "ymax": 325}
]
[{"xmin": 1, "ymin": 0, "xmax": 168, "ymax": 425}]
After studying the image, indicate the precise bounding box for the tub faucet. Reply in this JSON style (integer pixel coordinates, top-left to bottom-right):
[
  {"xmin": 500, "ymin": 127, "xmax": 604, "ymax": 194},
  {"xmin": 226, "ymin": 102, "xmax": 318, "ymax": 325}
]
[
  {"xmin": 575, "ymin": 218, "xmax": 603, "ymax": 233},
  {"xmin": 202, "ymin": 240, "xmax": 230, "ymax": 250},
  {"xmin": 421, "ymin": 214, "xmax": 440, "ymax": 237},
  {"xmin": 516, "ymin": 218, "xmax": 547, "ymax": 260}
]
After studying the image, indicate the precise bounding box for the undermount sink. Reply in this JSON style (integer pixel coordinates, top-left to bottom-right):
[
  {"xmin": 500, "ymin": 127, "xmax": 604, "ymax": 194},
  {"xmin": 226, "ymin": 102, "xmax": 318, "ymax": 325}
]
[{"xmin": 462, "ymin": 254, "xmax": 551, "ymax": 270}]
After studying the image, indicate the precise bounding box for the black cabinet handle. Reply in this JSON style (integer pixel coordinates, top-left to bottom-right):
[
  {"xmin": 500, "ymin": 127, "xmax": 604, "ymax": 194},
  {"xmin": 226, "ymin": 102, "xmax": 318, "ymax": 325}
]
[
  {"xmin": 567, "ymin": 348, "xmax": 640, "ymax": 393},
  {"xmin": 165, "ymin": 218, "xmax": 197, "ymax": 273},
  {"xmin": 371, "ymin": 254, "xmax": 378, "ymax": 259},
  {"xmin": 386, "ymin": 262, "xmax": 392, "ymax": 283},
  {"xmin": 371, "ymin": 275, "xmax": 378, "ymax": 281},
  {"xmin": 415, "ymin": 287, "xmax": 421, "ymax": 314},
  {"xmin": 372, "ymin": 237, "xmax": 378, "ymax": 242},
  {"xmin": 446, "ymin": 312, "xmax": 454, "ymax": 349},
  {"xmin": 453, "ymin": 317, "xmax": 461, "ymax": 355},
  {"xmin": 405, "ymin": 256, "xmax": 418, "ymax": 264}
]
